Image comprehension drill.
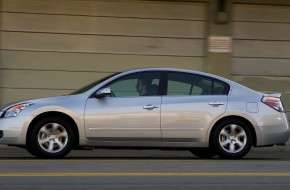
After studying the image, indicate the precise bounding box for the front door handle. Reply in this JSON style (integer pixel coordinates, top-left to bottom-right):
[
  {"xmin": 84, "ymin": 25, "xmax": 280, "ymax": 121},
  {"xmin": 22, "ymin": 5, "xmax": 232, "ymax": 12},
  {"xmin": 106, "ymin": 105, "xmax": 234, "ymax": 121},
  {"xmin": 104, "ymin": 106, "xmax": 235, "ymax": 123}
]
[
  {"xmin": 143, "ymin": 104, "xmax": 158, "ymax": 110},
  {"xmin": 208, "ymin": 102, "xmax": 224, "ymax": 106}
]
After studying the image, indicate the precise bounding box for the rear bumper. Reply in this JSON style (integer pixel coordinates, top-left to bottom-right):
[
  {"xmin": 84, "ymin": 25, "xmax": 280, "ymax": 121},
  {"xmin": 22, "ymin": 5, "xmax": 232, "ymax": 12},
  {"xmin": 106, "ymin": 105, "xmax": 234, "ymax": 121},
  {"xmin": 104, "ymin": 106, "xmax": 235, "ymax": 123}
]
[{"xmin": 256, "ymin": 112, "xmax": 290, "ymax": 147}]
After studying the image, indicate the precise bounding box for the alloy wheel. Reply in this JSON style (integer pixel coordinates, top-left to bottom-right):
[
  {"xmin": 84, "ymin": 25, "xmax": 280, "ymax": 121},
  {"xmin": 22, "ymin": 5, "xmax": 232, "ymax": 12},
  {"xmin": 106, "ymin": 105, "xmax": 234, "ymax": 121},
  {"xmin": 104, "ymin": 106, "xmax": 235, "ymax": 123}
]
[
  {"xmin": 37, "ymin": 123, "xmax": 68, "ymax": 153},
  {"xmin": 218, "ymin": 124, "xmax": 247, "ymax": 154}
]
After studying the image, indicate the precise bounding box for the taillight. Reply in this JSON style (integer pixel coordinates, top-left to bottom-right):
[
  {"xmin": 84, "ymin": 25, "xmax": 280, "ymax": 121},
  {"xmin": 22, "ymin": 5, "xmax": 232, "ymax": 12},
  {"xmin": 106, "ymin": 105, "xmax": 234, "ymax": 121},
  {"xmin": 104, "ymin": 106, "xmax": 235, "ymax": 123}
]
[{"xmin": 262, "ymin": 96, "xmax": 284, "ymax": 112}]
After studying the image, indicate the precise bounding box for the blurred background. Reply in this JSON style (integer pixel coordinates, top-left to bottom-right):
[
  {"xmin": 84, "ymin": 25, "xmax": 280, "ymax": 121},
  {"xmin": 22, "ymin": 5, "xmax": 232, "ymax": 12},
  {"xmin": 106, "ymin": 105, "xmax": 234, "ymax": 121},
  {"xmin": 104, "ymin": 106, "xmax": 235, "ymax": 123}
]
[{"xmin": 0, "ymin": 0, "xmax": 290, "ymax": 119}]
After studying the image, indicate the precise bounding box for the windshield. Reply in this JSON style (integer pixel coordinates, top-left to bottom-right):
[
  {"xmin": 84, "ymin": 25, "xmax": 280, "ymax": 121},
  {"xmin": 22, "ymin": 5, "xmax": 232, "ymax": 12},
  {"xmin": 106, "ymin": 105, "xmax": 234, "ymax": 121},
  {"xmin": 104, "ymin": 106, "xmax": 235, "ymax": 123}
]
[{"xmin": 70, "ymin": 72, "xmax": 120, "ymax": 95}]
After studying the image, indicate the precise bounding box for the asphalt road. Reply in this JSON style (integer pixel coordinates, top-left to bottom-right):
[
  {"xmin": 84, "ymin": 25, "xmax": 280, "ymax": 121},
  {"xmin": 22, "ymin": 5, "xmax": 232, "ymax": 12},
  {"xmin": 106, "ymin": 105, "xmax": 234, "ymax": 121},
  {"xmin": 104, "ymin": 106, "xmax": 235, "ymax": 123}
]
[{"xmin": 1, "ymin": 146, "xmax": 290, "ymax": 189}]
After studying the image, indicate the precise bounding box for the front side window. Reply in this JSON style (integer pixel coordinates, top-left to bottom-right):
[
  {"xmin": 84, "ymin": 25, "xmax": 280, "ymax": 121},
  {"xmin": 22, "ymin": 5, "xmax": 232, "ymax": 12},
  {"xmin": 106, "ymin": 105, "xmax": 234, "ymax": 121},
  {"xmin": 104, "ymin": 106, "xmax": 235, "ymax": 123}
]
[
  {"xmin": 105, "ymin": 72, "xmax": 161, "ymax": 97},
  {"xmin": 166, "ymin": 72, "xmax": 229, "ymax": 96}
]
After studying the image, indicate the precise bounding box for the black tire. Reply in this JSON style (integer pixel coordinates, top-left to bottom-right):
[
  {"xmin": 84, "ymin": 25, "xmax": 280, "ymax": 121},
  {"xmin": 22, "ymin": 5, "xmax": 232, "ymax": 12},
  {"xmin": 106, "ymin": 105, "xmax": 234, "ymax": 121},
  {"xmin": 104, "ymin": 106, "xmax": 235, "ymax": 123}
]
[
  {"xmin": 190, "ymin": 148, "xmax": 216, "ymax": 159},
  {"xmin": 212, "ymin": 119, "xmax": 252, "ymax": 159},
  {"xmin": 27, "ymin": 117, "xmax": 74, "ymax": 159},
  {"xmin": 26, "ymin": 145, "xmax": 40, "ymax": 157}
]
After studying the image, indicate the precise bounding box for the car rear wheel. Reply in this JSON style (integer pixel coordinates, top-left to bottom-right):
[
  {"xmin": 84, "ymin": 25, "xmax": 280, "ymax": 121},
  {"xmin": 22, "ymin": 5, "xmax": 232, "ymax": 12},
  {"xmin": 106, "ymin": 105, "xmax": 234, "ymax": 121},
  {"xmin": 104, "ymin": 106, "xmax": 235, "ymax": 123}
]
[
  {"xmin": 212, "ymin": 119, "xmax": 252, "ymax": 159},
  {"xmin": 27, "ymin": 117, "xmax": 74, "ymax": 158}
]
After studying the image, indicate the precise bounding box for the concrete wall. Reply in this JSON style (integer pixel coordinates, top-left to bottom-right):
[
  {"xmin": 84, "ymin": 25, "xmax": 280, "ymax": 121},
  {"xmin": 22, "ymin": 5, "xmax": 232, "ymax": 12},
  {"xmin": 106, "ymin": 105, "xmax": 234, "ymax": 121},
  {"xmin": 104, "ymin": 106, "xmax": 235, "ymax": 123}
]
[
  {"xmin": 231, "ymin": 3, "xmax": 290, "ymax": 116},
  {"xmin": 1, "ymin": 0, "xmax": 290, "ymax": 119},
  {"xmin": 0, "ymin": 0, "xmax": 207, "ymax": 104}
]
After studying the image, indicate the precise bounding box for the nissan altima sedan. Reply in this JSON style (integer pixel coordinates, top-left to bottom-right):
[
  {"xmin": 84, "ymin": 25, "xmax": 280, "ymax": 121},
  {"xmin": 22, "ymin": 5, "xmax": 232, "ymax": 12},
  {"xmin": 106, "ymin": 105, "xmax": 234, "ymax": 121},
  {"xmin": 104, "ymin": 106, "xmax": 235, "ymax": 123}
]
[{"xmin": 0, "ymin": 68, "xmax": 289, "ymax": 159}]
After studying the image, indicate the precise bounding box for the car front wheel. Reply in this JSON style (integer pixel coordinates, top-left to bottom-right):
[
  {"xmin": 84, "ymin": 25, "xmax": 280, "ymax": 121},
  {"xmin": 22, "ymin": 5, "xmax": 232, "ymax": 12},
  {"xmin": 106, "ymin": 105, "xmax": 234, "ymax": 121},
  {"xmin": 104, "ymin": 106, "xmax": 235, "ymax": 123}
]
[
  {"xmin": 212, "ymin": 119, "xmax": 252, "ymax": 159},
  {"xmin": 27, "ymin": 117, "xmax": 74, "ymax": 158}
]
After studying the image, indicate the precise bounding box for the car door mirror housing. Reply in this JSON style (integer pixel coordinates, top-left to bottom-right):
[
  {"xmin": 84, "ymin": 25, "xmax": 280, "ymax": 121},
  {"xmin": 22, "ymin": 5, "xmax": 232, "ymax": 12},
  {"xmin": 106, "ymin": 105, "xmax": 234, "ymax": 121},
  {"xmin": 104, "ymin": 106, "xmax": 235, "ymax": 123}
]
[{"xmin": 95, "ymin": 87, "xmax": 112, "ymax": 98}]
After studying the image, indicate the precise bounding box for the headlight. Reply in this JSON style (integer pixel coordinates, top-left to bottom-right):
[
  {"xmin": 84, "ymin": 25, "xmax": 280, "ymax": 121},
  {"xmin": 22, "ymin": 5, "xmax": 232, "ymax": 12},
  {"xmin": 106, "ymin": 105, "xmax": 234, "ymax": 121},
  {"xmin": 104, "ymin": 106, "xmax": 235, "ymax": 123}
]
[{"xmin": 3, "ymin": 103, "xmax": 33, "ymax": 118}]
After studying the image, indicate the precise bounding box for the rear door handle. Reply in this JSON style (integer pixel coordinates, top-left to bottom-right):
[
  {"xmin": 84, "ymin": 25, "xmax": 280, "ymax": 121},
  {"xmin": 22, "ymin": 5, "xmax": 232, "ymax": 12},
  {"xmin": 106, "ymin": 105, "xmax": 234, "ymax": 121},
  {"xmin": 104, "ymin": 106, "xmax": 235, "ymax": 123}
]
[
  {"xmin": 208, "ymin": 102, "xmax": 224, "ymax": 106},
  {"xmin": 143, "ymin": 104, "xmax": 158, "ymax": 110}
]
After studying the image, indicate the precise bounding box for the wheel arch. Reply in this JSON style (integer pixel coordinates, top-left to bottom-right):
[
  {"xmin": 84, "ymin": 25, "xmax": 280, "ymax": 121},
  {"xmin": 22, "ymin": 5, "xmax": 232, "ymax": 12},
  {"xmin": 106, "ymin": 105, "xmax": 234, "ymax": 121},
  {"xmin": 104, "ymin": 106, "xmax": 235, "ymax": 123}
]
[
  {"xmin": 208, "ymin": 115, "xmax": 257, "ymax": 147},
  {"xmin": 26, "ymin": 111, "xmax": 80, "ymax": 148}
]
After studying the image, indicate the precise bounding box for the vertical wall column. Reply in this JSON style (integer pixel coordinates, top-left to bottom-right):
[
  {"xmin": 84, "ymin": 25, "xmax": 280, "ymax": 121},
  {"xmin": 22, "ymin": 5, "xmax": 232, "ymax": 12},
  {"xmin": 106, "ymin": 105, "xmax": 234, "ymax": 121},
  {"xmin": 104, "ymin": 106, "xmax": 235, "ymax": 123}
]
[
  {"xmin": 0, "ymin": 0, "xmax": 2, "ymax": 105},
  {"xmin": 205, "ymin": 0, "xmax": 232, "ymax": 79}
]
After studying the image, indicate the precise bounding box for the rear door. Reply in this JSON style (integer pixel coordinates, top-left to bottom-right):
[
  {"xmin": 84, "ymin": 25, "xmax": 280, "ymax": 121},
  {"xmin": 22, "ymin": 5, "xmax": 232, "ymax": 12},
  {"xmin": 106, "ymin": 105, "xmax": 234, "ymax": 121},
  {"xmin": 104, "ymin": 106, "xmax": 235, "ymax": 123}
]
[{"xmin": 161, "ymin": 72, "xmax": 229, "ymax": 142}]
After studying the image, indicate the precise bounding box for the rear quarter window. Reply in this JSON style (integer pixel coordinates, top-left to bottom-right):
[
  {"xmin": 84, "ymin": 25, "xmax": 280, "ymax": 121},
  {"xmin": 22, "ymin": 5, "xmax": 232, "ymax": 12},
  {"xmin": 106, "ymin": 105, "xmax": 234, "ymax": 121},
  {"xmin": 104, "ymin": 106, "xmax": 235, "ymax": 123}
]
[{"xmin": 213, "ymin": 80, "xmax": 230, "ymax": 95}]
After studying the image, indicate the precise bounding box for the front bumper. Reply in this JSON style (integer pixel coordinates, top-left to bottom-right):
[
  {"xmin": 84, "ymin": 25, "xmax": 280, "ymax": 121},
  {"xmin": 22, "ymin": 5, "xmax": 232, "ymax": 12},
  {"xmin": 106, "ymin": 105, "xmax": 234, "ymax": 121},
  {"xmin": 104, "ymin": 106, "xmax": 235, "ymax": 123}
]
[{"xmin": 0, "ymin": 116, "xmax": 30, "ymax": 145}]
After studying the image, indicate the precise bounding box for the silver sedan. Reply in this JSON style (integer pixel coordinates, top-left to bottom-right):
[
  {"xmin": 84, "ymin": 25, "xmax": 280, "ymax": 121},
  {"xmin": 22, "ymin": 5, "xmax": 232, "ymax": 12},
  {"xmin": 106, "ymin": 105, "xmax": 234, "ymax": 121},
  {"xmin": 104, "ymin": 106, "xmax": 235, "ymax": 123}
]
[{"xmin": 0, "ymin": 68, "xmax": 289, "ymax": 159}]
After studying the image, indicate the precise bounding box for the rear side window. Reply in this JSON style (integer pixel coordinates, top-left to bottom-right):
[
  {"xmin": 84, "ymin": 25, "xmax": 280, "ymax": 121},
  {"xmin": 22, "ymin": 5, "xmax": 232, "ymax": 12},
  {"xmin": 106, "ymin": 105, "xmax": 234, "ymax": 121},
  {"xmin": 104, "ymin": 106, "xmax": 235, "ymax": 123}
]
[{"xmin": 166, "ymin": 72, "xmax": 229, "ymax": 96}]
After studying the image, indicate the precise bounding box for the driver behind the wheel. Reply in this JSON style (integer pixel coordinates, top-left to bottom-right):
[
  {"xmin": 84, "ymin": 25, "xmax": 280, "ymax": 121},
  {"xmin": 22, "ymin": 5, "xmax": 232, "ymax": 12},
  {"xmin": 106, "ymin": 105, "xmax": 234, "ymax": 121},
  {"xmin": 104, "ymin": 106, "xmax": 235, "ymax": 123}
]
[{"xmin": 136, "ymin": 78, "xmax": 154, "ymax": 96}]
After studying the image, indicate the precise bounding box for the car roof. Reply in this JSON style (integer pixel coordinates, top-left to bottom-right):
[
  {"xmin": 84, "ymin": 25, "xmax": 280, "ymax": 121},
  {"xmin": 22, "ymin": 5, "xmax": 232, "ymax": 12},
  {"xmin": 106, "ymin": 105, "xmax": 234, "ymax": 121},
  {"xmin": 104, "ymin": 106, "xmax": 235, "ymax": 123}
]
[
  {"xmin": 119, "ymin": 68, "xmax": 261, "ymax": 95},
  {"xmin": 121, "ymin": 68, "xmax": 231, "ymax": 82},
  {"xmin": 83, "ymin": 67, "xmax": 260, "ymax": 97}
]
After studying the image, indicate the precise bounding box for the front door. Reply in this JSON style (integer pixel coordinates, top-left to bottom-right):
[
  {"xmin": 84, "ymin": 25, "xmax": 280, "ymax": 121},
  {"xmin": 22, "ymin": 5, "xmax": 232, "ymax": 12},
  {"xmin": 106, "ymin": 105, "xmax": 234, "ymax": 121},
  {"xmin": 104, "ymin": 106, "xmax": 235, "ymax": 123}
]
[{"xmin": 84, "ymin": 71, "xmax": 162, "ymax": 140}]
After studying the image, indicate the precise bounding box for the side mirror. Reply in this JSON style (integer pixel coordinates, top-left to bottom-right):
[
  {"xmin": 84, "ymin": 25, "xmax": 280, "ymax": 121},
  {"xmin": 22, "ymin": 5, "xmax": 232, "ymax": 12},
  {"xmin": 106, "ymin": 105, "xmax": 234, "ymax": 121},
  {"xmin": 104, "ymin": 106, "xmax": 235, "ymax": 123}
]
[{"xmin": 95, "ymin": 87, "xmax": 112, "ymax": 98}]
